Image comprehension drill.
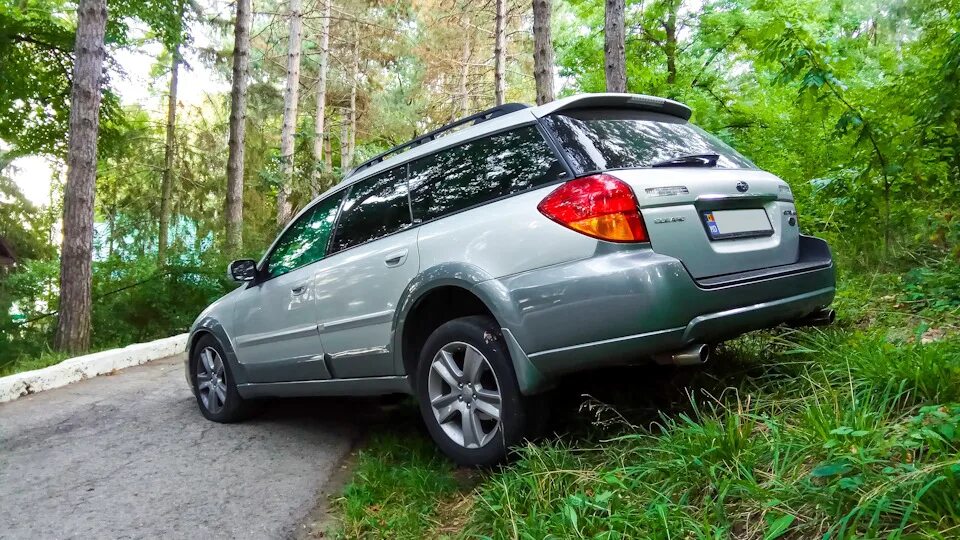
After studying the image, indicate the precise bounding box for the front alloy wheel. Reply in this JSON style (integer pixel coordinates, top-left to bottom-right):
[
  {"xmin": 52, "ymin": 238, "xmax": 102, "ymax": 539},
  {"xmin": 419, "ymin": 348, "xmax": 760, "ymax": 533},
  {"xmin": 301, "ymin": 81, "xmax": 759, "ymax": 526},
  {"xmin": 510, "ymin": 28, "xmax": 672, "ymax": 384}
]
[
  {"xmin": 190, "ymin": 335, "xmax": 250, "ymax": 423},
  {"xmin": 427, "ymin": 342, "xmax": 502, "ymax": 449},
  {"xmin": 196, "ymin": 346, "xmax": 228, "ymax": 414}
]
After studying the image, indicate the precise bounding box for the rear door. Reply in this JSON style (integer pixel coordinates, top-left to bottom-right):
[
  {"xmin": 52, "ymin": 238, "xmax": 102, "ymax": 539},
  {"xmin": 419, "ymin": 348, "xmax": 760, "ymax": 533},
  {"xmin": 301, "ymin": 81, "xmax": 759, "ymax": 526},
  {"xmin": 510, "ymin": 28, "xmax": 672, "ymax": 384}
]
[
  {"xmin": 541, "ymin": 108, "xmax": 799, "ymax": 278},
  {"xmin": 314, "ymin": 166, "xmax": 419, "ymax": 378},
  {"xmin": 408, "ymin": 125, "xmax": 576, "ymax": 278}
]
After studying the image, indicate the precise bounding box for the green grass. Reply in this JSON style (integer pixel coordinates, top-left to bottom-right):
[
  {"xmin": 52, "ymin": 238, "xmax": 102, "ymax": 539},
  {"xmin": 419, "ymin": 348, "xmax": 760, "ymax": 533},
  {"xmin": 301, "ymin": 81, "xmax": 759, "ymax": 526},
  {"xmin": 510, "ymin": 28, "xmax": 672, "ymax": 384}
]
[
  {"xmin": 333, "ymin": 266, "xmax": 960, "ymax": 539},
  {"xmin": 466, "ymin": 332, "xmax": 960, "ymax": 539},
  {"xmin": 336, "ymin": 414, "xmax": 474, "ymax": 538},
  {"xmin": 0, "ymin": 344, "xmax": 118, "ymax": 377},
  {"xmin": 0, "ymin": 349, "xmax": 77, "ymax": 377}
]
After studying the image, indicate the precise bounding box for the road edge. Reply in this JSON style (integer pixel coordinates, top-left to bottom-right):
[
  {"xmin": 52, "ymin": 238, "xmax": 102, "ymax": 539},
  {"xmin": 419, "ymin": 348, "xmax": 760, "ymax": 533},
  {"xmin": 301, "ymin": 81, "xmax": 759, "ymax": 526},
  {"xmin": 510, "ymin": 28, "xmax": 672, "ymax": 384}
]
[
  {"xmin": 0, "ymin": 333, "xmax": 188, "ymax": 403},
  {"xmin": 291, "ymin": 434, "xmax": 364, "ymax": 539}
]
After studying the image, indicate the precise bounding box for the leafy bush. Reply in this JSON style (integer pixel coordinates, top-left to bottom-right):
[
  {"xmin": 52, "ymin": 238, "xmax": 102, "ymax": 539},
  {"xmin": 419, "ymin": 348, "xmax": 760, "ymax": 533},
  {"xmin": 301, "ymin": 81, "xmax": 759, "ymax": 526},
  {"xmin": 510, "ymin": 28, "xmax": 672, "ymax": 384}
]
[
  {"xmin": 902, "ymin": 261, "xmax": 960, "ymax": 317},
  {"xmin": 0, "ymin": 251, "xmax": 237, "ymax": 373}
]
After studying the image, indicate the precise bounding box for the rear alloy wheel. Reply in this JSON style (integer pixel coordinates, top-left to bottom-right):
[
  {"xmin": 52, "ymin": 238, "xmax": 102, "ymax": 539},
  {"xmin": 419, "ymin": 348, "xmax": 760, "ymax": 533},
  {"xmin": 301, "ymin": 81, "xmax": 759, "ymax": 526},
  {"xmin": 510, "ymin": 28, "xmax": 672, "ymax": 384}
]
[
  {"xmin": 416, "ymin": 316, "xmax": 536, "ymax": 466},
  {"xmin": 427, "ymin": 341, "xmax": 503, "ymax": 449},
  {"xmin": 190, "ymin": 335, "xmax": 250, "ymax": 423}
]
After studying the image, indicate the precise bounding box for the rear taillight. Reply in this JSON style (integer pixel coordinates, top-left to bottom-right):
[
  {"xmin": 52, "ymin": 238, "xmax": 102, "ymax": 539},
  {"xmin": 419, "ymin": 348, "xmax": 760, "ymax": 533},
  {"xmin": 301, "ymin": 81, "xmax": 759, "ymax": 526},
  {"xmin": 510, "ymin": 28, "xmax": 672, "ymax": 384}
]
[{"xmin": 537, "ymin": 174, "xmax": 648, "ymax": 242}]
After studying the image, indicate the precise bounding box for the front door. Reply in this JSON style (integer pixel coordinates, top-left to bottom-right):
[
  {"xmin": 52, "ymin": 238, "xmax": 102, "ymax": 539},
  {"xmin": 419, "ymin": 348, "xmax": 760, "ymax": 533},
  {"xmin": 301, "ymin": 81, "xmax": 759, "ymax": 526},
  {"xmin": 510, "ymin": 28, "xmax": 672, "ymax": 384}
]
[{"xmin": 231, "ymin": 191, "xmax": 345, "ymax": 383}]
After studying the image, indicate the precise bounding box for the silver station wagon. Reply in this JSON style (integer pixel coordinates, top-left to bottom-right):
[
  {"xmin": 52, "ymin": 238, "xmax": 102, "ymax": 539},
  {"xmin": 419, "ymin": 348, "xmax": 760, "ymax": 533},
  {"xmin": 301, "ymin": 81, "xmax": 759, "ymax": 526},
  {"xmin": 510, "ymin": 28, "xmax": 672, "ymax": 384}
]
[{"xmin": 187, "ymin": 93, "xmax": 836, "ymax": 465}]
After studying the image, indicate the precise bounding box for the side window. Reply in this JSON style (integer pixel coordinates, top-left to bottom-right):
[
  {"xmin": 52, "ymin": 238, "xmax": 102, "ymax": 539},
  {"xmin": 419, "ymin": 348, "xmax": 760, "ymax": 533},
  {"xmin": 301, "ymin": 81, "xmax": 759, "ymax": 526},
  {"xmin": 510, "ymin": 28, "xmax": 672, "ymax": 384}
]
[
  {"xmin": 408, "ymin": 126, "xmax": 566, "ymax": 223},
  {"xmin": 266, "ymin": 192, "xmax": 344, "ymax": 278},
  {"xmin": 330, "ymin": 167, "xmax": 411, "ymax": 253}
]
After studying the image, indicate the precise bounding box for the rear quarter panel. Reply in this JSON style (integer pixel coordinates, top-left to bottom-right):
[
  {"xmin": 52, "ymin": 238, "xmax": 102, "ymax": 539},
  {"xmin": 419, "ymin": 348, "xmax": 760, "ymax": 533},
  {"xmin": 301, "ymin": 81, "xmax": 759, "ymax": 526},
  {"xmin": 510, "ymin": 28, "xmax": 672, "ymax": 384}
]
[{"xmin": 416, "ymin": 185, "xmax": 598, "ymax": 279}]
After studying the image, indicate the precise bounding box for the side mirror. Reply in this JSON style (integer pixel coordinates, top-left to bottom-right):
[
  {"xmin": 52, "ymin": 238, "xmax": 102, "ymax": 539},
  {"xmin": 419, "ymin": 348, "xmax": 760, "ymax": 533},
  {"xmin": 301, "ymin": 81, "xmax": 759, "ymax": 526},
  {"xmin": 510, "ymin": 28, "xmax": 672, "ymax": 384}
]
[{"xmin": 228, "ymin": 259, "xmax": 258, "ymax": 283}]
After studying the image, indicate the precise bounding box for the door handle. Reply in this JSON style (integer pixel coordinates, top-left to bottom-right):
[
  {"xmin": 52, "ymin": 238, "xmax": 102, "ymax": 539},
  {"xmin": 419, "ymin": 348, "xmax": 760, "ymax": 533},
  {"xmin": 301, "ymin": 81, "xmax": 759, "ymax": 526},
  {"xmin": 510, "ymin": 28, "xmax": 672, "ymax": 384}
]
[
  {"xmin": 384, "ymin": 249, "xmax": 409, "ymax": 268},
  {"xmin": 291, "ymin": 284, "xmax": 307, "ymax": 296}
]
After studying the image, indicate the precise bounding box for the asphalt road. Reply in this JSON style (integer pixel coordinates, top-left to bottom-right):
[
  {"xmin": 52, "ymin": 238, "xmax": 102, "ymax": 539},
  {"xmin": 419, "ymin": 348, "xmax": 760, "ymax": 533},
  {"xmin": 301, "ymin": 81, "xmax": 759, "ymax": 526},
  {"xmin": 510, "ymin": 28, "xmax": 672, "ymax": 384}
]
[{"xmin": 0, "ymin": 355, "xmax": 363, "ymax": 539}]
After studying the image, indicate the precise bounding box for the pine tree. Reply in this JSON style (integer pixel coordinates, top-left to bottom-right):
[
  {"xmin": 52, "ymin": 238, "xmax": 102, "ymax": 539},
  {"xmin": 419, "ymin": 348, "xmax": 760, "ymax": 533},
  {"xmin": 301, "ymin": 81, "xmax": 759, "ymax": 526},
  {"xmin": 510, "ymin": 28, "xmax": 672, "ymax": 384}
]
[{"xmin": 55, "ymin": 0, "xmax": 108, "ymax": 352}]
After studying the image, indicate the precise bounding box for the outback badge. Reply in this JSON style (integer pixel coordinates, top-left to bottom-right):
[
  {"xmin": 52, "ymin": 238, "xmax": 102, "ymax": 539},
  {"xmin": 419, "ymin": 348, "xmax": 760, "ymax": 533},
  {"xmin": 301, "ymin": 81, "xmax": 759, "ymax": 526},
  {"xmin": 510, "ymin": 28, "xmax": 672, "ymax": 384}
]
[{"xmin": 653, "ymin": 216, "xmax": 685, "ymax": 224}]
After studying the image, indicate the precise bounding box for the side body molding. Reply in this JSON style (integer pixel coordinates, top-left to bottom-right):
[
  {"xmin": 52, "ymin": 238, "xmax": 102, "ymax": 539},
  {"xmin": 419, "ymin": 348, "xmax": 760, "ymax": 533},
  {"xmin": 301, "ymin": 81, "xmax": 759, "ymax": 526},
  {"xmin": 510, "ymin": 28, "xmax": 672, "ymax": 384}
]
[{"xmin": 390, "ymin": 262, "xmax": 552, "ymax": 395}]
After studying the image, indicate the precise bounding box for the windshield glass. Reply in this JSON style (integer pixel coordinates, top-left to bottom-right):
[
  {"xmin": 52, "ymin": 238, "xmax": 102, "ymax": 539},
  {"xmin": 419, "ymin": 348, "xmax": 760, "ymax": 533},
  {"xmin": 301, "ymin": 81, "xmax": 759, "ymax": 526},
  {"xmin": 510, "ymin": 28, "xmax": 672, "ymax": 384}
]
[{"xmin": 541, "ymin": 108, "xmax": 756, "ymax": 173}]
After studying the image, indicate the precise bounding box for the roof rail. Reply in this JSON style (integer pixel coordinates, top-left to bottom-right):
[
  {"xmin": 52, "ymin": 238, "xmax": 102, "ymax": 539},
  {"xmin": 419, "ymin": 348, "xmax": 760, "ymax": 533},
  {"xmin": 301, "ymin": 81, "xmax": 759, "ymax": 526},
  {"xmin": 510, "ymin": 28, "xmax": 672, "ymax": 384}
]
[{"xmin": 345, "ymin": 102, "xmax": 529, "ymax": 178}]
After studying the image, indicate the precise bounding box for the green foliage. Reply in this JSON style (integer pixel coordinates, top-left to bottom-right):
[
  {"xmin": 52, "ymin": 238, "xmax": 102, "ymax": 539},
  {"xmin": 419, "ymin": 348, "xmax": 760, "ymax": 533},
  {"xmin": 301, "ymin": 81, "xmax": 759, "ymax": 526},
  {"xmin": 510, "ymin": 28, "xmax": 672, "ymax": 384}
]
[
  {"xmin": 334, "ymin": 318, "xmax": 960, "ymax": 539},
  {"xmin": 0, "ymin": 0, "xmax": 89, "ymax": 156},
  {"xmin": 331, "ymin": 256, "xmax": 960, "ymax": 538},
  {"xmin": 902, "ymin": 261, "xmax": 960, "ymax": 317},
  {"xmin": 0, "ymin": 155, "xmax": 54, "ymax": 263},
  {"xmin": 0, "ymin": 347, "xmax": 84, "ymax": 377},
  {"xmin": 0, "ymin": 250, "xmax": 237, "ymax": 372},
  {"xmin": 0, "ymin": 0, "xmax": 188, "ymax": 157},
  {"xmin": 555, "ymin": 0, "xmax": 960, "ymax": 263},
  {"xmin": 338, "ymin": 430, "xmax": 462, "ymax": 538},
  {"xmin": 89, "ymin": 253, "xmax": 235, "ymax": 346}
]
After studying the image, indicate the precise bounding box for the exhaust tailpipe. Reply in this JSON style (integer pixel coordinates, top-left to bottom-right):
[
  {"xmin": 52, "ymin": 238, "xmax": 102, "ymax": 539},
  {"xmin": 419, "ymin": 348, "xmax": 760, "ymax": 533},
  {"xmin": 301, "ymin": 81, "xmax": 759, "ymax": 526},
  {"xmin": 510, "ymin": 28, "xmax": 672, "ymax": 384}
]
[
  {"xmin": 790, "ymin": 308, "xmax": 836, "ymax": 328},
  {"xmin": 654, "ymin": 343, "xmax": 711, "ymax": 366}
]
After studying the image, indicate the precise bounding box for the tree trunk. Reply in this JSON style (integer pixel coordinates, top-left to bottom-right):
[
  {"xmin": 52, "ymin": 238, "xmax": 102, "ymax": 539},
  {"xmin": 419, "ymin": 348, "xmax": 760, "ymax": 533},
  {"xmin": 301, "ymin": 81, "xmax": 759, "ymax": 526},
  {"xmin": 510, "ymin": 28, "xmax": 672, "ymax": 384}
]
[
  {"xmin": 107, "ymin": 207, "xmax": 115, "ymax": 259},
  {"xmin": 277, "ymin": 0, "xmax": 304, "ymax": 226},
  {"xmin": 458, "ymin": 15, "xmax": 471, "ymax": 117},
  {"xmin": 55, "ymin": 0, "xmax": 107, "ymax": 353},
  {"xmin": 340, "ymin": 116, "xmax": 351, "ymax": 170},
  {"xmin": 346, "ymin": 33, "xmax": 358, "ymax": 170},
  {"xmin": 158, "ymin": 50, "xmax": 179, "ymax": 262},
  {"xmin": 324, "ymin": 130, "xmax": 332, "ymax": 171},
  {"xmin": 604, "ymin": 0, "xmax": 627, "ymax": 92},
  {"xmin": 226, "ymin": 0, "xmax": 251, "ymax": 255},
  {"xmin": 664, "ymin": 3, "xmax": 677, "ymax": 86},
  {"xmin": 494, "ymin": 0, "xmax": 506, "ymax": 105},
  {"xmin": 532, "ymin": 0, "xmax": 555, "ymax": 105},
  {"xmin": 310, "ymin": 0, "xmax": 332, "ymax": 198}
]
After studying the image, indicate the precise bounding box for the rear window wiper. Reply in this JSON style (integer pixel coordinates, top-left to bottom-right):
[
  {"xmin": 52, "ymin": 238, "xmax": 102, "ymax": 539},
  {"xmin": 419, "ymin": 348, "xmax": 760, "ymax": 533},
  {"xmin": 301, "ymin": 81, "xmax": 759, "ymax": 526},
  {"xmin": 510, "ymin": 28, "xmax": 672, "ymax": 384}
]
[{"xmin": 650, "ymin": 153, "xmax": 720, "ymax": 168}]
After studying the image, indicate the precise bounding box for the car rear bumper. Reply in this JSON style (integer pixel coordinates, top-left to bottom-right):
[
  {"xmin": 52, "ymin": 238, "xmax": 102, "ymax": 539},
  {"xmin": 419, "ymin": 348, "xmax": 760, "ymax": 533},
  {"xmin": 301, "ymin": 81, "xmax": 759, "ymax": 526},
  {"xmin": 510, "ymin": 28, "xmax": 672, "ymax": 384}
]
[{"xmin": 478, "ymin": 235, "xmax": 835, "ymax": 382}]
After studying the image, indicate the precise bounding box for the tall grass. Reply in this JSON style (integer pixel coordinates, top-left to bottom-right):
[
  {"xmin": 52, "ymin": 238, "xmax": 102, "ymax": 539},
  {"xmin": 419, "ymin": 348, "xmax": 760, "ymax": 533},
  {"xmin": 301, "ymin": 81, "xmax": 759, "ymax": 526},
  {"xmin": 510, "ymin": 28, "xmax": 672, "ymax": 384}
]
[
  {"xmin": 333, "ymin": 265, "xmax": 960, "ymax": 539},
  {"xmin": 466, "ymin": 331, "xmax": 960, "ymax": 539},
  {"xmin": 338, "ymin": 430, "xmax": 463, "ymax": 538}
]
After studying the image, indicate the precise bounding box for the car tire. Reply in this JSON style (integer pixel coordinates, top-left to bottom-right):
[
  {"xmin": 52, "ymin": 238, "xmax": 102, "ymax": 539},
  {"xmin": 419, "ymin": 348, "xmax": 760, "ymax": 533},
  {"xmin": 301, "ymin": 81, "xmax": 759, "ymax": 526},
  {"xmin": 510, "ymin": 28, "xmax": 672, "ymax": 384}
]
[
  {"xmin": 415, "ymin": 315, "xmax": 537, "ymax": 466},
  {"xmin": 190, "ymin": 335, "xmax": 250, "ymax": 423}
]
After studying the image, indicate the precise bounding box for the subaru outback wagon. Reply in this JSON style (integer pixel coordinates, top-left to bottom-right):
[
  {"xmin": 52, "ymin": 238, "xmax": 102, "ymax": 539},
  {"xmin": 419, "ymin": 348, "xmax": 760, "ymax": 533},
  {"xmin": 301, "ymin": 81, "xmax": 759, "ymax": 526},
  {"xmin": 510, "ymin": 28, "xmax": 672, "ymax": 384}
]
[{"xmin": 187, "ymin": 93, "xmax": 835, "ymax": 466}]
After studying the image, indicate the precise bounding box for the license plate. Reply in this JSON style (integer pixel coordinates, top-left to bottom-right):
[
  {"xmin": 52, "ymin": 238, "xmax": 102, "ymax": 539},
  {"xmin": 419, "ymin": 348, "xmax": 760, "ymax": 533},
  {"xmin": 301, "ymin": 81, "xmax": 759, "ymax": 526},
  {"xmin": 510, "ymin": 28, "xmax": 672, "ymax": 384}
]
[{"xmin": 703, "ymin": 209, "xmax": 773, "ymax": 240}]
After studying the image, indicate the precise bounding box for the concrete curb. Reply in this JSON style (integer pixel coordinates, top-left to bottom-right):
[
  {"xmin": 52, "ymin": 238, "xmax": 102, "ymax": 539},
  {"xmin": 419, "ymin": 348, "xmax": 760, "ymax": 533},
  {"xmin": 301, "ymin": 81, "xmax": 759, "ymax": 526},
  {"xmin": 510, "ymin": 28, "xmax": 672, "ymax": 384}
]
[{"xmin": 0, "ymin": 333, "xmax": 189, "ymax": 403}]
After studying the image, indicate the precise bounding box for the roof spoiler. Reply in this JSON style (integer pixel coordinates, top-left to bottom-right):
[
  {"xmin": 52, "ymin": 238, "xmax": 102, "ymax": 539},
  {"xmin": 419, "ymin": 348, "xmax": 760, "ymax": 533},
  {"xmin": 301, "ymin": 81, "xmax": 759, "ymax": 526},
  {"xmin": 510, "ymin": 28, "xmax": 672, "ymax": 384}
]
[{"xmin": 531, "ymin": 93, "xmax": 692, "ymax": 121}]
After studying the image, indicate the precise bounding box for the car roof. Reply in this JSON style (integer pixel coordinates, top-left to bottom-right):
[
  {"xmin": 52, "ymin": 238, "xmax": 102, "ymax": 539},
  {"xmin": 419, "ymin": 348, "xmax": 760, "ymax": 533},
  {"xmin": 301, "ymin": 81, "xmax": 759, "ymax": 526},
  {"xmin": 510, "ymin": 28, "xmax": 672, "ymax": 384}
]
[{"xmin": 333, "ymin": 93, "xmax": 692, "ymax": 191}]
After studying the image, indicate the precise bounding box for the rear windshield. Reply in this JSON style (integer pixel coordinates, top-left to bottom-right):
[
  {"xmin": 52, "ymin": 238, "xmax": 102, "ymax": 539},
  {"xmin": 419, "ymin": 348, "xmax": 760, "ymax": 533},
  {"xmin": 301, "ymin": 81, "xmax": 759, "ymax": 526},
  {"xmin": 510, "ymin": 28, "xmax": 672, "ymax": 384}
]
[{"xmin": 541, "ymin": 108, "xmax": 756, "ymax": 173}]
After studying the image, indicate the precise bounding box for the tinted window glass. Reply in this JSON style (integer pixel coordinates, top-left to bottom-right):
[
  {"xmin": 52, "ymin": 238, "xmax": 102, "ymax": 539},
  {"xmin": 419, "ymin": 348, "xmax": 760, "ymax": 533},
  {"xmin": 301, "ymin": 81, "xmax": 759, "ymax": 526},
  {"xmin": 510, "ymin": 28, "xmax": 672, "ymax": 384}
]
[
  {"xmin": 330, "ymin": 167, "xmax": 411, "ymax": 252},
  {"xmin": 542, "ymin": 109, "xmax": 756, "ymax": 173},
  {"xmin": 266, "ymin": 192, "xmax": 344, "ymax": 278},
  {"xmin": 409, "ymin": 126, "xmax": 566, "ymax": 223}
]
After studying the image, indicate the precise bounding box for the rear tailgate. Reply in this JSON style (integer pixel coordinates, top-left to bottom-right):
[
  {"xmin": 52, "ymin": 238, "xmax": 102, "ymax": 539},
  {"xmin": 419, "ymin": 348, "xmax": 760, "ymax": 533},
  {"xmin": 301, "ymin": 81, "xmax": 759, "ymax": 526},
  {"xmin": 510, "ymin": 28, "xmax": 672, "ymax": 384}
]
[
  {"xmin": 535, "ymin": 99, "xmax": 800, "ymax": 279},
  {"xmin": 613, "ymin": 168, "xmax": 799, "ymax": 279}
]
